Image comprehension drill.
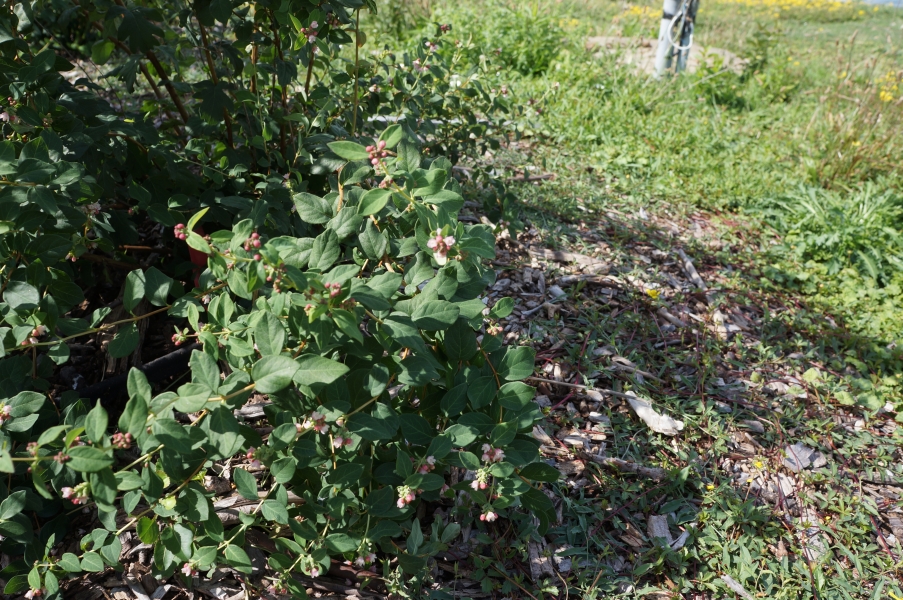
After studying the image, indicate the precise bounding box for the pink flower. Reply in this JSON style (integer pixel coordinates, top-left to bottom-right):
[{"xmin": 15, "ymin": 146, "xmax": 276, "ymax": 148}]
[
  {"xmin": 481, "ymin": 511, "xmax": 498, "ymax": 522},
  {"xmin": 333, "ymin": 436, "xmax": 344, "ymax": 448},
  {"xmin": 470, "ymin": 480, "xmax": 480, "ymax": 490},
  {"xmin": 310, "ymin": 21, "xmax": 318, "ymax": 28},
  {"xmin": 396, "ymin": 498, "xmax": 406, "ymax": 508},
  {"xmin": 181, "ymin": 563, "xmax": 197, "ymax": 577},
  {"xmin": 310, "ymin": 567, "xmax": 320, "ymax": 578},
  {"xmin": 24, "ymin": 589, "xmax": 43, "ymax": 599},
  {"xmin": 426, "ymin": 229, "xmax": 455, "ymax": 265}
]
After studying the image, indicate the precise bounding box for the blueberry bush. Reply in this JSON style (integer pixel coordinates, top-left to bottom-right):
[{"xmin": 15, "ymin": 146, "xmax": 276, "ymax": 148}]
[{"xmin": 0, "ymin": 1, "xmax": 551, "ymax": 597}]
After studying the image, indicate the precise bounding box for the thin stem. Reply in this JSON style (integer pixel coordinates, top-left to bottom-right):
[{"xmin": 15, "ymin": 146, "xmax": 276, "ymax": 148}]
[
  {"xmin": 196, "ymin": 16, "xmax": 234, "ymax": 148},
  {"xmin": 351, "ymin": 10, "xmax": 361, "ymax": 135}
]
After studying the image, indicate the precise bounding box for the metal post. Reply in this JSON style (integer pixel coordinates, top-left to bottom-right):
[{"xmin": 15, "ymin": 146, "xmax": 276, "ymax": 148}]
[{"xmin": 654, "ymin": 0, "xmax": 680, "ymax": 78}]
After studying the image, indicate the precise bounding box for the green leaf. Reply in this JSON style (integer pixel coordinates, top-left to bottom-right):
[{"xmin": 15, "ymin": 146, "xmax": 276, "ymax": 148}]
[
  {"xmin": 3, "ymin": 281, "xmax": 40, "ymax": 310},
  {"xmin": 115, "ymin": 470, "xmax": 145, "ymax": 491},
  {"xmin": 108, "ymin": 323, "xmax": 140, "ymax": 358},
  {"xmin": 151, "ymin": 419, "xmax": 195, "ymax": 454},
  {"xmin": 328, "ymin": 141, "xmax": 371, "ymax": 161},
  {"xmin": 293, "ymin": 355, "xmax": 349, "ymax": 387},
  {"xmin": 399, "ymin": 414, "xmax": 435, "ymax": 446},
  {"xmin": 123, "ymin": 270, "xmax": 146, "ymax": 313},
  {"xmin": 67, "ymin": 446, "xmax": 113, "ymax": 472},
  {"xmin": 144, "ymin": 267, "xmax": 173, "ymax": 306},
  {"xmin": 252, "ymin": 355, "xmax": 301, "ymax": 394},
  {"xmin": 137, "ymin": 516, "xmax": 158, "ymax": 544},
  {"xmin": 37, "ymin": 425, "xmax": 69, "ymax": 446},
  {"xmin": 174, "ymin": 382, "xmax": 214, "ymax": 413},
  {"xmin": 8, "ymin": 391, "xmax": 44, "ymax": 417},
  {"xmin": 190, "ymin": 350, "xmax": 221, "ymax": 389},
  {"xmin": 325, "ymin": 532, "xmax": 360, "ymax": 553},
  {"xmin": 309, "ymin": 230, "xmax": 340, "ymax": 271},
  {"xmin": 224, "ymin": 545, "xmax": 253, "ymax": 573},
  {"xmin": 233, "ymin": 467, "xmax": 258, "ymax": 500},
  {"xmin": 292, "ymin": 192, "xmax": 333, "ymax": 224},
  {"xmin": 467, "ymin": 376, "xmax": 497, "ymax": 409},
  {"xmin": 80, "ymin": 551, "xmax": 105, "ymax": 572},
  {"xmin": 498, "ymin": 346, "xmax": 535, "ymax": 381},
  {"xmin": 411, "ymin": 300, "xmax": 460, "ymax": 331},
  {"xmin": 359, "ymin": 220, "xmax": 388, "ymax": 260},
  {"xmin": 397, "ymin": 139, "xmax": 421, "ymax": 172},
  {"xmin": 443, "ymin": 320, "xmax": 477, "ymax": 361},
  {"xmin": 58, "ymin": 552, "xmax": 82, "ymax": 572},
  {"xmin": 358, "ymin": 189, "xmax": 392, "ymax": 215},
  {"xmin": 254, "ymin": 312, "xmax": 285, "ymax": 356},
  {"xmin": 119, "ymin": 394, "xmax": 148, "ymax": 437},
  {"xmin": 440, "ymin": 384, "xmax": 469, "ymax": 417},
  {"xmin": 271, "ymin": 457, "xmax": 296, "ymax": 484},
  {"xmin": 84, "ymin": 401, "xmax": 109, "ymax": 443},
  {"xmin": 519, "ymin": 462, "xmax": 561, "ymax": 482},
  {"xmin": 490, "ymin": 297, "xmax": 514, "ymax": 319},
  {"xmin": 380, "ymin": 124, "xmax": 404, "ymax": 148},
  {"xmin": 346, "ymin": 412, "xmax": 396, "ymax": 441},
  {"xmin": 497, "ymin": 382, "xmax": 534, "ymax": 410},
  {"xmin": 0, "ymin": 490, "xmax": 26, "ymax": 520}
]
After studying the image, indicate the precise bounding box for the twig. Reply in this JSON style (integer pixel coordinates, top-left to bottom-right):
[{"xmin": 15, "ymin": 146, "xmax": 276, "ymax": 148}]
[
  {"xmin": 525, "ymin": 377, "xmax": 634, "ymax": 400},
  {"xmin": 577, "ymin": 451, "xmax": 667, "ymax": 481},
  {"xmin": 677, "ymin": 248, "xmax": 707, "ymax": 291}
]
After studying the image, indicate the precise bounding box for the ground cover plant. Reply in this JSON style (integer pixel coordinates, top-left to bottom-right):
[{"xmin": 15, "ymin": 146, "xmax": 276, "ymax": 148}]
[
  {"xmin": 0, "ymin": 1, "xmax": 561, "ymax": 598},
  {"xmin": 361, "ymin": 0, "xmax": 903, "ymax": 598}
]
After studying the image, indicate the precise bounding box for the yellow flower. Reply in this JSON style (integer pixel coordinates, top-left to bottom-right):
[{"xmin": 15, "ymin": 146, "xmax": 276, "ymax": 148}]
[
  {"xmin": 880, "ymin": 90, "xmax": 894, "ymax": 103},
  {"xmin": 646, "ymin": 289, "xmax": 660, "ymax": 300},
  {"xmin": 706, "ymin": 484, "xmax": 715, "ymax": 490},
  {"xmin": 754, "ymin": 460, "xmax": 764, "ymax": 469},
  {"xmin": 852, "ymin": 140, "xmax": 861, "ymax": 147},
  {"xmin": 746, "ymin": 478, "xmax": 753, "ymax": 483}
]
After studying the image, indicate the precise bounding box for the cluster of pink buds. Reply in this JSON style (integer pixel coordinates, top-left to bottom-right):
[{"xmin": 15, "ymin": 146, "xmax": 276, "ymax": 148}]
[
  {"xmin": 354, "ymin": 552, "xmax": 377, "ymax": 568},
  {"xmin": 112, "ymin": 432, "xmax": 133, "ymax": 450},
  {"xmin": 327, "ymin": 282, "xmax": 342, "ymax": 298},
  {"xmin": 61, "ymin": 483, "xmax": 90, "ymax": 505},
  {"xmin": 24, "ymin": 589, "xmax": 44, "ymax": 599},
  {"xmin": 368, "ymin": 84, "xmax": 380, "ymax": 93},
  {"xmin": 366, "ymin": 140, "xmax": 388, "ymax": 166},
  {"xmin": 21, "ymin": 324, "xmax": 46, "ymax": 346},
  {"xmin": 427, "ymin": 228, "xmax": 456, "ymax": 265},
  {"xmin": 302, "ymin": 411, "xmax": 330, "ymax": 434},
  {"xmin": 301, "ymin": 21, "xmax": 319, "ymax": 43},
  {"xmin": 480, "ymin": 510, "xmax": 498, "ymax": 522},
  {"xmin": 53, "ymin": 452, "xmax": 70, "ymax": 464},
  {"xmin": 417, "ymin": 455, "xmax": 437, "ymax": 474},
  {"xmin": 171, "ymin": 327, "xmax": 189, "ymax": 346},
  {"xmin": 470, "ymin": 469, "xmax": 490, "ymax": 491},
  {"xmin": 243, "ymin": 232, "xmax": 261, "ymax": 251},
  {"xmin": 0, "ymin": 403, "xmax": 11, "ymax": 425},
  {"xmin": 378, "ymin": 176, "xmax": 394, "ymax": 189},
  {"xmin": 326, "ymin": 13, "xmax": 342, "ymax": 28},
  {"xmin": 424, "ymin": 41, "xmax": 438, "ymax": 53},
  {"xmin": 481, "ymin": 444, "xmax": 505, "ymax": 463},
  {"xmin": 246, "ymin": 447, "xmax": 262, "ymax": 469},
  {"xmin": 332, "ymin": 433, "xmax": 354, "ymax": 449},
  {"xmin": 181, "ymin": 563, "xmax": 198, "ymax": 578},
  {"xmin": 412, "ymin": 59, "xmax": 430, "ymax": 73},
  {"xmin": 26, "ymin": 442, "xmax": 38, "ymax": 455},
  {"xmin": 81, "ymin": 202, "xmax": 101, "ymax": 216},
  {"xmin": 396, "ymin": 485, "xmax": 418, "ymax": 508},
  {"xmin": 266, "ymin": 265, "xmax": 288, "ymax": 293},
  {"xmin": 266, "ymin": 581, "xmax": 288, "ymax": 595},
  {"xmin": 439, "ymin": 23, "xmax": 451, "ymax": 33},
  {"xmin": 173, "ymin": 223, "xmax": 188, "ymax": 241}
]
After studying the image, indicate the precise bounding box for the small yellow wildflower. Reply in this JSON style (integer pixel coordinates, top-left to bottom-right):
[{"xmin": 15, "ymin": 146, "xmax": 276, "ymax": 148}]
[
  {"xmin": 880, "ymin": 90, "xmax": 894, "ymax": 103},
  {"xmin": 646, "ymin": 289, "xmax": 660, "ymax": 300},
  {"xmin": 754, "ymin": 460, "xmax": 764, "ymax": 469},
  {"xmin": 746, "ymin": 478, "xmax": 753, "ymax": 484},
  {"xmin": 858, "ymin": 9, "xmax": 864, "ymax": 15},
  {"xmin": 706, "ymin": 484, "xmax": 715, "ymax": 490},
  {"xmin": 852, "ymin": 141, "xmax": 861, "ymax": 147}
]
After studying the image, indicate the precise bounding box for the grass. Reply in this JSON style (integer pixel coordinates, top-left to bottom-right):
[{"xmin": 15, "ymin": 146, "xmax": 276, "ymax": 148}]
[{"xmin": 367, "ymin": 0, "xmax": 903, "ymax": 598}]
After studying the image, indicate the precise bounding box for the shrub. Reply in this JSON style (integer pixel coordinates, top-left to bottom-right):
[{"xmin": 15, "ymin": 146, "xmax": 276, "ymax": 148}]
[{"xmin": 0, "ymin": 1, "xmax": 551, "ymax": 597}]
